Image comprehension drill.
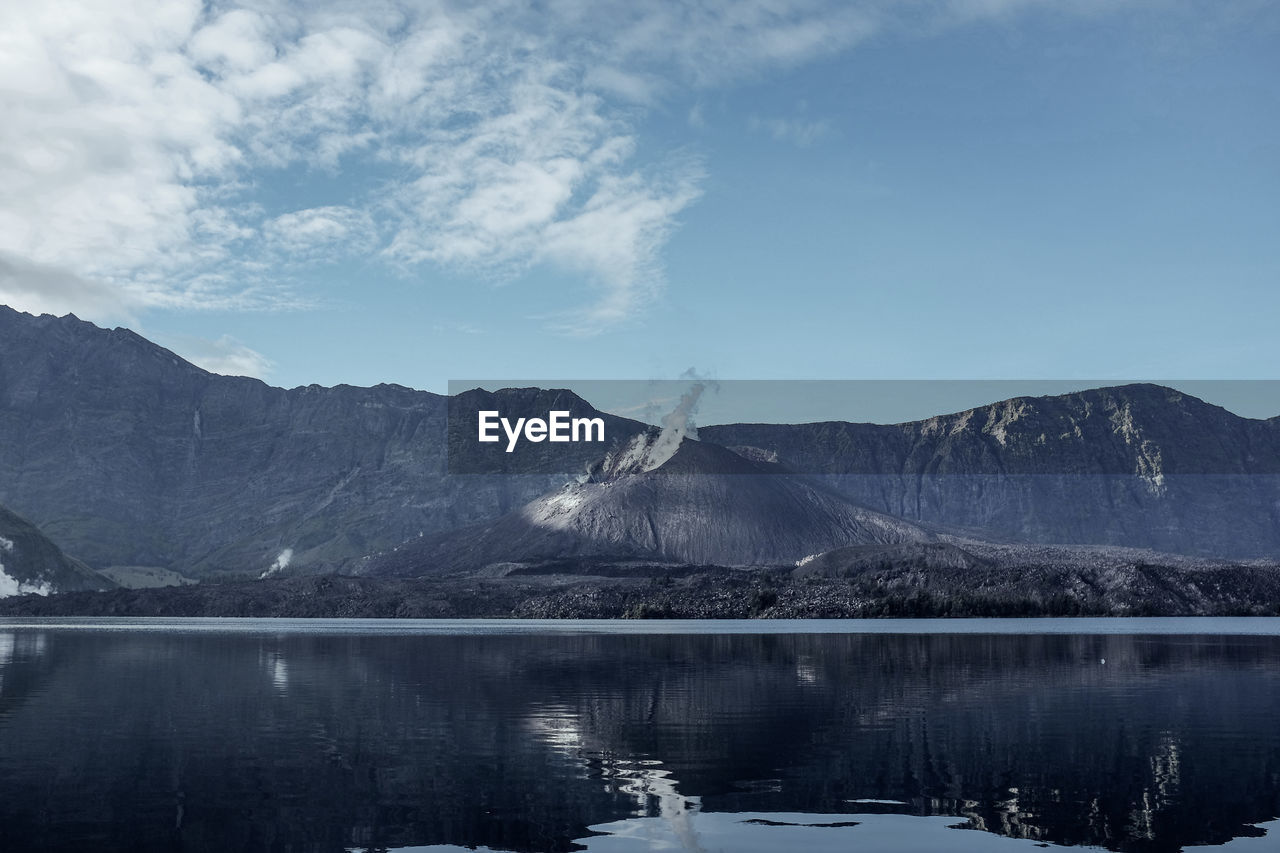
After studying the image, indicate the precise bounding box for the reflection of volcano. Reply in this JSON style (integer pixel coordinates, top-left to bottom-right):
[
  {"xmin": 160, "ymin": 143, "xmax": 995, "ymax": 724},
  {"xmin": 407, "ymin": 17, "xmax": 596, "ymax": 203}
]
[
  {"xmin": 368, "ymin": 432, "xmax": 937, "ymax": 575},
  {"xmin": 5, "ymin": 630, "xmax": 1280, "ymax": 853}
]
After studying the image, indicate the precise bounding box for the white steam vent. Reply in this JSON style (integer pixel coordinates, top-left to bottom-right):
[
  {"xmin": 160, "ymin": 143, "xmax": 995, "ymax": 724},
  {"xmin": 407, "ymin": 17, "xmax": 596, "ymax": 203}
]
[
  {"xmin": 259, "ymin": 548, "xmax": 294, "ymax": 580},
  {"xmin": 0, "ymin": 536, "xmax": 54, "ymax": 598},
  {"xmin": 601, "ymin": 382, "xmax": 707, "ymax": 478}
]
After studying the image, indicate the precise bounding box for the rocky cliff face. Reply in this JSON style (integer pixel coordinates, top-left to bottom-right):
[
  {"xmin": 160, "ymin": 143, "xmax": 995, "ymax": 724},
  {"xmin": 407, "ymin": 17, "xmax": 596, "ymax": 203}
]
[
  {"xmin": 365, "ymin": 431, "xmax": 937, "ymax": 575},
  {"xmin": 701, "ymin": 385, "xmax": 1280, "ymax": 558},
  {"xmin": 0, "ymin": 307, "xmax": 643, "ymax": 576},
  {"xmin": 0, "ymin": 503, "xmax": 111, "ymax": 597}
]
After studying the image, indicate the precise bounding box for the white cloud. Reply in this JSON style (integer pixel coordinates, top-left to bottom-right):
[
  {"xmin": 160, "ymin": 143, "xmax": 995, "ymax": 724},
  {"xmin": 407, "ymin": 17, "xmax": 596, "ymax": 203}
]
[
  {"xmin": 0, "ymin": 0, "xmax": 1177, "ymax": 333},
  {"xmin": 186, "ymin": 8, "xmax": 277, "ymax": 72},
  {"xmin": 0, "ymin": 252, "xmax": 141, "ymax": 323},
  {"xmin": 433, "ymin": 319, "xmax": 485, "ymax": 335},
  {"xmin": 0, "ymin": 0, "xmax": 252, "ymax": 314},
  {"xmin": 568, "ymin": 0, "xmax": 881, "ymax": 86},
  {"xmin": 265, "ymin": 206, "xmax": 377, "ymax": 261},
  {"xmin": 540, "ymin": 161, "xmax": 705, "ymax": 332},
  {"xmin": 749, "ymin": 115, "xmax": 833, "ymax": 147},
  {"xmin": 1, "ymin": 0, "xmax": 719, "ymax": 329},
  {"xmin": 158, "ymin": 333, "xmax": 275, "ymax": 379}
]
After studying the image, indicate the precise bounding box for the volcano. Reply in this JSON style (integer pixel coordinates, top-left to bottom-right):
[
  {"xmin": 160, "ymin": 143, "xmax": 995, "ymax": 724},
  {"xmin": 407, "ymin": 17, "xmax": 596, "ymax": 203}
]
[{"xmin": 364, "ymin": 429, "xmax": 938, "ymax": 576}]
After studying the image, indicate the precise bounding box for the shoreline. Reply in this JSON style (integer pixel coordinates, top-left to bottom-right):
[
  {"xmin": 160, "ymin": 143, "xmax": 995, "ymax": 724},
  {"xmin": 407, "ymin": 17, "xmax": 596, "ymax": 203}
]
[{"xmin": 4, "ymin": 614, "xmax": 1280, "ymax": 635}]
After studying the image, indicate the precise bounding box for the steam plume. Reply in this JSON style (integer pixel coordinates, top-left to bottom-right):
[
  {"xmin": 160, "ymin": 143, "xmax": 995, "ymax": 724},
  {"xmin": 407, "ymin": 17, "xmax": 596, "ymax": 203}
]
[{"xmin": 260, "ymin": 548, "xmax": 294, "ymax": 580}]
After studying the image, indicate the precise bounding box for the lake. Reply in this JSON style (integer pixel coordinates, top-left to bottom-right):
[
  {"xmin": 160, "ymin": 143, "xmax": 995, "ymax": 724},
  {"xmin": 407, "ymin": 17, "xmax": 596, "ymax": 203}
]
[{"xmin": 2, "ymin": 618, "xmax": 1280, "ymax": 852}]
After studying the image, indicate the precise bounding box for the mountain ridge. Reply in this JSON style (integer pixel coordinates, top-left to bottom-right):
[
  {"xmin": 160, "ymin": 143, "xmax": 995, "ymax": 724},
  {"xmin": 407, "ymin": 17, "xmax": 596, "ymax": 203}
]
[
  {"xmin": 0, "ymin": 306, "xmax": 646, "ymax": 576},
  {"xmin": 700, "ymin": 384, "xmax": 1280, "ymax": 557},
  {"xmin": 4, "ymin": 305, "xmax": 1280, "ymax": 577}
]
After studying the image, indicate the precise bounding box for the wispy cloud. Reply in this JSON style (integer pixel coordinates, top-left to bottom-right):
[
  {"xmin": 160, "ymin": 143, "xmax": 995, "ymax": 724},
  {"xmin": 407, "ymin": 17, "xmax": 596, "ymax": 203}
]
[
  {"xmin": 749, "ymin": 115, "xmax": 833, "ymax": 147},
  {"xmin": 0, "ymin": 0, "xmax": 1174, "ymax": 332},
  {"xmin": 157, "ymin": 332, "xmax": 275, "ymax": 379},
  {"xmin": 265, "ymin": 206, "xmax": 378, "ymax": 262},
  {"xmin": 432, "ymin": 319, "xmax": 485, "ymax": 336}
]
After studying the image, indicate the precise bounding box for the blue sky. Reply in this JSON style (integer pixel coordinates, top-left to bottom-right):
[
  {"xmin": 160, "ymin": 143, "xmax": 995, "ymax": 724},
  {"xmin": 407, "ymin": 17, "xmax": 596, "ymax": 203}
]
[{"xmin": 2, "ymin": 0, "xmax": 1277, "ymax": 404}]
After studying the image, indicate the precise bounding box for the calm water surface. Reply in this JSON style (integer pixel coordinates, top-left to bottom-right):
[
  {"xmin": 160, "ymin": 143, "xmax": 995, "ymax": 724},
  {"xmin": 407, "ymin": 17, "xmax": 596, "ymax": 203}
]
[{"xmin": 2, "ymin": 618, "xmax": 1279, "ymax": 852}]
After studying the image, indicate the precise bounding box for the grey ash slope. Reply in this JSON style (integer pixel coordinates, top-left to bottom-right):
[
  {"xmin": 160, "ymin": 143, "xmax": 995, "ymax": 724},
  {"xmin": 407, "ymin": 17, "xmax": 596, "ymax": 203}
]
[
  {"xmin": 364, "ymin": 429, "xmax": 938, "ymax": 576},
  {"xmin": 0, "ymin": 503, "xmax": 112, "ymax": 596},
  {"xmin": 702, "ymin": 384, "xmax": 1280, "ymax": 558},
  {"xmin": 0, "ymin": 306, "xmax": 645, "ymax": 577}
]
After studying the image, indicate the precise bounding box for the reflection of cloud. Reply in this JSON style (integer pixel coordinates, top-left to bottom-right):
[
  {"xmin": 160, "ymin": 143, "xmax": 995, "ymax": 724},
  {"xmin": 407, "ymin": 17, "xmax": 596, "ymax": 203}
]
[
  {"xmin": 795, "ymin": 658, "xmax": 818, "ymax": 685},
  {"xmin": 271, "ymin": 657, "xmax": 289, "ymax": 692},
  {"xmin": 578, "ymin": 811, "xmax": 1091, "ymax": 852},
  {"xmin": 1184, "ymin": 819, "xmax": 1280, "ymax": 851},
  {"xmin": 525, "ymin": 704, "xmax": 706, "ymax": 852},
  {"xmin": 524, "ymin": 705, "xmax": 585, "ymax": 752},
  {"xmin": 259, "ymin": 648, "xmax": 289, "ymax": 694},
  {"xmin": 0, "ymin": 632, "xmax": 47, "ymax": 695},
  {"xmin": 0, "ymin": 632, "xmax": 11, "ymax": 696},
  {"xmin": 346, "ymin": 813, "xmax": 1280, "ymax": 853}
]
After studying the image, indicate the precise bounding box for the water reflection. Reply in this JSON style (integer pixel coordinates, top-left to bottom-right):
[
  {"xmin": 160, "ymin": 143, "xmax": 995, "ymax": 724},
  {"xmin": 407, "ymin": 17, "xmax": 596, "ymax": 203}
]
[
  {"xmin": 261, "ymin": 647, "xmax": 290, "ymax": 693},
  {"xmin": 0, "ymin": 628, "xmax": 1278, "ymax": 852},
  {"xmin": 0, "ymin": 631, "xmax": 11, "ymax": 695},
  {"xmin": 0, "ymin": 629, "xmax": 46, "ymax": 697},
  {"xmin": 353, "ymin": 814, "xmax": 1280, "ymax": 853},
  {"xmin": 579, "ymin": 812, "xmax": 1092, "ymax": 852}
]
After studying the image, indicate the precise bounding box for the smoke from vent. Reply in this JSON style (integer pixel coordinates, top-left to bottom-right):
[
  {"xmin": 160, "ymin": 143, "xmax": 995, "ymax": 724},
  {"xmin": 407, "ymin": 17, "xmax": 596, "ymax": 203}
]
[
  {"xmin": 648, "ymin": 381, "xmax": 705, "ymax": 464},
  {"xmin": 0, "ymin": 537, "xmax": 53, "ymax": 598},
  {"xmin": 597, "ymin": 380, "xmax": 711, "ymax": 478},
  {"xmin": 260, "ymin": 548, "xmax": 294, "ymax": 580}
]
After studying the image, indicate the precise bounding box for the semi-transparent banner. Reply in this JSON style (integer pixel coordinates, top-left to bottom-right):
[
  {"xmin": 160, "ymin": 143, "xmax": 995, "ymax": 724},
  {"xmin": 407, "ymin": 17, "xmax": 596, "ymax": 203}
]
[{"xmin": 445, "ymin": 379, "xmax": 1280, "ymax": 476}]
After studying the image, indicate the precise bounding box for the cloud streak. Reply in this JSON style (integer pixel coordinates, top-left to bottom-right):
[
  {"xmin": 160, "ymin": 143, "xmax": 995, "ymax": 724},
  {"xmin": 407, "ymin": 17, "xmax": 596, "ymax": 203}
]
[
  {"xmin": 157, "ymin": 333, "xmax": 276, "ymax": 379},
  {"xmin": 749, "ymin": 115, "xmax": 833, "ymax": 147}
]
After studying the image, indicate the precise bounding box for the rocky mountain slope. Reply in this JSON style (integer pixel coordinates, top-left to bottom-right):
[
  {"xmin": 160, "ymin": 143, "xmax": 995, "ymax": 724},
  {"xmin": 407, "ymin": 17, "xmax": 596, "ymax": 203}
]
[
  {"xmin": 702, "ymin": 385, "xmax": 1280, "ymax": 558},
  {"xmin": 5, "ymin": 306, "xmax": 1279, "ymax": 582},
  {"xmin": 0, "ymin": 503, "xmax": 112, "ymax": 597},
  {"xmin": 0, "ymin": 306, "xmax": 644, "ymax": 577},
  {"xmin": 365, "ymin": 429, "xmax": 940, "ymax": 575}
]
